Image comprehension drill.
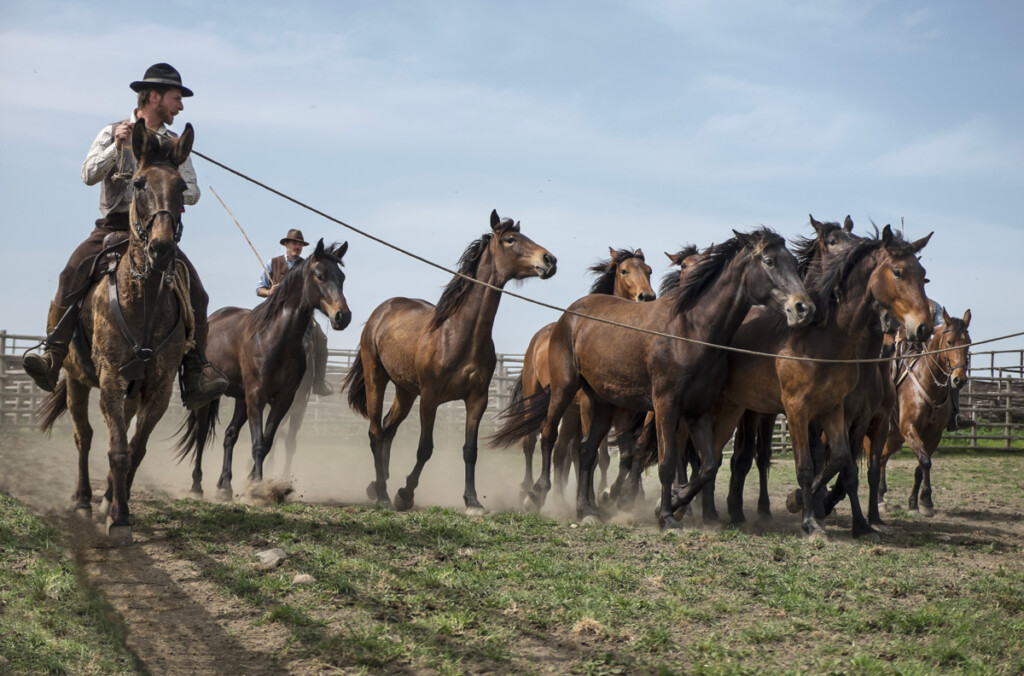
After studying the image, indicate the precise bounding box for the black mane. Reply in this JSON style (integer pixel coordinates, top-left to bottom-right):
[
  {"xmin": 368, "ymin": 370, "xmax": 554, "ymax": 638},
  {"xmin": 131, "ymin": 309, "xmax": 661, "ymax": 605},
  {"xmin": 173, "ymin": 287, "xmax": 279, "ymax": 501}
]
[{"xmin": 430, "ymin": 220, "xmax": 515, "ymax": 330}]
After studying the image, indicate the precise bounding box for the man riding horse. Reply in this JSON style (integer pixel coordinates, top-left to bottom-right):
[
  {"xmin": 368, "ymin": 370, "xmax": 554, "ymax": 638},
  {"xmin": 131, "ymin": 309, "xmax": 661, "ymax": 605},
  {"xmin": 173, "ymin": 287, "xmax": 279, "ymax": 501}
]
[
  {"xmin": 256, "ymin": 228, "xmax": 334, "ymax": 396},
  {"xmin": 23, "ymin": 63, "xmax": 228, "ymax": 409}
]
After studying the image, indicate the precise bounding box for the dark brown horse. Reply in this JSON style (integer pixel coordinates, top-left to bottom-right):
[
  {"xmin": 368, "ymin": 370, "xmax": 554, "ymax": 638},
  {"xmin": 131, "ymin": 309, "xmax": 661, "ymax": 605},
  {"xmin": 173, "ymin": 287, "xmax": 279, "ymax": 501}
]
[
  {"xmin": 512, "ymin": 248, "xmax": 655, "ymax": 504},
  {"xmin": 495, "ymin": 228, "xmax": 814, "ymax": 528},
  {"xmin": 874, "ymin": 309, "xmax": 972, "ymax": 518},
  {"xmin": 707, "ymin": 224, "xmax": 933, "ymax": 539},
  {"xmin": 175, "ymin": 240, "xmax": 351, "ymax": 499},
  {"xmin": 342, "ymin": 210, "xmax": 556, "ymax": 515},
  {"xmin": 38, "ymin": 122, "xmax": 194, "ymax": 544}
]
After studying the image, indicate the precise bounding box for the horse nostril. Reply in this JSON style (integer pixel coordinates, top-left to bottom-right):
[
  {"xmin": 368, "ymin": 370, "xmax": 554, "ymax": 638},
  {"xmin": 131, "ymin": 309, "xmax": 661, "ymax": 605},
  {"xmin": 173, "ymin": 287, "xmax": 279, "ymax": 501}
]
[
  {"xmin": 543, "ymin": 253, "xmax": 556, "ymax": 268},
  {"xmin": 916, "ymin": 324, "xmax": 930, "ymax": 341}
]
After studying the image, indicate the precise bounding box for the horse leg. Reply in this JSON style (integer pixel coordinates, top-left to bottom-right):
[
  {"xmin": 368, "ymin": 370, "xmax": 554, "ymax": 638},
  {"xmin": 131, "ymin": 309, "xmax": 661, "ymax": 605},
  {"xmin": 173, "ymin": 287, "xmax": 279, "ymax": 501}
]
[
  {"xmin": 123, "ymin": 383, "xmax": 173, "ymax": 505},
  {"xmin": 784, "ymin": 408, "xmax": 827, "ymax": 540},
  {"xmin": 520, "ymin": 431, "xmax": 537, "ymax": 497},
  {"xmin": 254, "ymin": 395, "xmax": 294, "ymax": 487},
  {"xmin": 97, "ymin": 374, "xmax": 132, "ymax": 543},
  {"xmin": 552, "ymin": 409, "xmax": 580, "ymax": 504},
  {"xmin": 394, "ymin": 399, "xmax": 439, "ymax": 512},
  {"xmin": 575, "ymin": 398, "xmax": 616, "ymax": 524},
  {"xmin": 652, "ymin": 400, "xmax": 684, "ymax": 530},
  {"xmin": 868, "ymin": 421, "xmax": 899, "ymax": 526},
  {"xmin": 755, "ymin": 414, "xmax": 776, "ymax": 519},
  {"xmin": 217, "ymin": 399, "xmax": 247, "ymax": 501},
  {"xmin": 244, "ymin": 394, "xmax": 269, "ymax": 484},
  {"xmin": 66, "ymin": 378, "xmax": 94, "ymax": 516},
  {"xmin": 903, "ymin": 427, "xmax": 931, "ymax": 515},
  {"xmin": 362, "ymin": 359, "xmax": 397, "ymax": 507},
  {"xmin": 459, "ymin": 391, "xmax": 490, "ymax": 516},
  {"xmin": 188, "ymin": 405, "xmax": 211, "ymax": 498},
  {"xmin": 727, "ymin": 411, "xmax": 756, "ymax": 524},
  {"xmin": 531, "ymin": 381, "xmax": 577, "ymax": 512}
]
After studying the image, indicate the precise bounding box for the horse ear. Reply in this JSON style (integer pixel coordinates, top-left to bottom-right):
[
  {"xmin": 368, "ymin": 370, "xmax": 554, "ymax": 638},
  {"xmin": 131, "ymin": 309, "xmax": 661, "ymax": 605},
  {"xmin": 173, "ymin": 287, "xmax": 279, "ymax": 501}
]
[
  {"xmin": 634, "ymin": 248, "xmax": 645, "ymax": 261},
  {"xmin": 732, "ymin": 229, "xmax": 754, "ymax": 249},
  {"xmin": 665, "ymin": 251, "xmax": 679, "ymax": 264},
  {"xmin": 608, "ymin": 247, "xmax": 621, "ymax": 262},
  {"xmin": 171, "ymin": 123, "xmax": 194, "ymax": 166},
  {"xmin": 910, "ymin": 231, "xmax": 933, "ymax": 253},
  {"xmin": 963, "ymin": 308, "xmax": 971, "ymax": 327},
  {"xmin": 809, "ymin": 215, "xmax": 825, "ymax": 237},
  {"xmin": 336, "ymin": 241, "xmax": 349, "ymax": 260},
  {"xmin": 843, "ymin": 215, "xmax": 854, "ymax": 232},
  {"xmin": 131, "ymin": 121, "xmax": 149, "ymax": 161},
  {"xmin": 314, "ymin": 238, "xmax": 325, "ymax": 258},
  {"xmin": 490, "ymin": 209, "xmax": 500, "ymax": 231},
  {"xmin": 512, "ymin": 220, "xmax": 521, "ymax": 232},
  {"xmin": 881, "ymin": 224, "xmax": 894, "ymax": 245},
  {"xmin": 942, "ymin": 308, "xmax": 952, "ymax": 326}
]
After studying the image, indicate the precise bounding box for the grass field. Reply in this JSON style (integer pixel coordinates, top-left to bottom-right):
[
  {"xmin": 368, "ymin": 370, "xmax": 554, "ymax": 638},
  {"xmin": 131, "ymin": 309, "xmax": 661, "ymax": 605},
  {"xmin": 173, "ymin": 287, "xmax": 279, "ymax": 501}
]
[{"xmin": 2, "ymin": 440, "xmax": 1023, "ymax": 674}]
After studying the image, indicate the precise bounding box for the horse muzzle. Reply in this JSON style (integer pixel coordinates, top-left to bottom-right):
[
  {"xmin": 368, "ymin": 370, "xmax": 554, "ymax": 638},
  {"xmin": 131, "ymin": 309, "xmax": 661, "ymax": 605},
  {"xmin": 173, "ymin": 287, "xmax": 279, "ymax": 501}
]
[
  {"xmin": 784, "ymin": 296, "xmax": 815, "ymax": 328},
  {"xmin": 331, "ymin": 309, "xmax": 352, "ymax": 331},
  {"xmin": 146, "ymin": 239, "xmax": 177, "ymax": 272}
]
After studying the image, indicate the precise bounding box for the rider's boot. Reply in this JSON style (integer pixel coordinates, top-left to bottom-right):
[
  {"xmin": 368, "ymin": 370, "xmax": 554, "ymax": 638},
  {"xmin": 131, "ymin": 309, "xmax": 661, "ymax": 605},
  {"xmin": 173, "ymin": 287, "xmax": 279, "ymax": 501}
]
[
  {"xmin": 179, "ymin": 349, "xmax": 229, "ymax": 410},
  {"xmin": 22, "ymin": 302, "xmax": 74, "ymax": 392}
]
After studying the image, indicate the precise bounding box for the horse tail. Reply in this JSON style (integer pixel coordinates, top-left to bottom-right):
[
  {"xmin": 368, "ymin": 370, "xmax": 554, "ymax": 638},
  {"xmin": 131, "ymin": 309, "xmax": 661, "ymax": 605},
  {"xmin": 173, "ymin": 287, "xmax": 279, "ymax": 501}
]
[
  {"xmin": 173, "ymin": 399, "xmax": 220, "ymax": 463},
  {"xmin": 508, "ymin": 373, "xmax": 524, "ymax": 410},
  {"xmin": 489, "ymin": 386, "xmax": 552, "ymax": 447},
  {"xmin": 341, "ymin": 356, "xmax": 368, "ymax": 418},
  {"xmin": 636, "ymin": 416, "xmax": 659, "ymax": 471},
  {"xmin": 37, "ymin": 378, "xmax": 68, "ymax": 433}
]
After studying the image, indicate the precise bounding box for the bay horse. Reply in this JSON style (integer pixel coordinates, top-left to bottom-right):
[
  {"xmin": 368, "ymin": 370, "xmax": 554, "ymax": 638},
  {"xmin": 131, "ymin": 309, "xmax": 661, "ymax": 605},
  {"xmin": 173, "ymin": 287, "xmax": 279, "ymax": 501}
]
[
  {"xmin": 874, "ymin": 308, "xmax": 972, "ymax": 518},
  {"xmin": 495, "ymin": 228, "xmax": 814, "ymax": 528},
  {"xmin": 342, "ymin": 210, "xmax": 556, "ymax": 515},
  {"xmin": 174, "ymin": 240, "xmax": 351, "ymax": 499},
  {"xmin": 510, "ymin": 248, "xmax": 655, "ymax": 504},
  {"xmin": 706, "ymin": 223, "xmax": 933, "ymax": 539},
  {"xmin": 37, "ymin": 122, "xmax": 194, "ymax": 544}
]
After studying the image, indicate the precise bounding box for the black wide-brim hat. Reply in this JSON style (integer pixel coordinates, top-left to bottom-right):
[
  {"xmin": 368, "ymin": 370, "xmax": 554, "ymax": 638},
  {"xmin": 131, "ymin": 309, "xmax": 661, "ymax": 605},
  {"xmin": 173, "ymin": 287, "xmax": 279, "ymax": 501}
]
[{"xmin": 130, "ymin": 63, "xmax": 194, "ymax": 97}]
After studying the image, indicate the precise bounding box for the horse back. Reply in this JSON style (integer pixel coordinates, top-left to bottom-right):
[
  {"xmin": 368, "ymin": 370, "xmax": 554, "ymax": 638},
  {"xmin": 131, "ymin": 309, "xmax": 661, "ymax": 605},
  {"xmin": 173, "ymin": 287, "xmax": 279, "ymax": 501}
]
[{"xmin": 363, "ymin": 297, "xmax": 435, "ymax": 391}]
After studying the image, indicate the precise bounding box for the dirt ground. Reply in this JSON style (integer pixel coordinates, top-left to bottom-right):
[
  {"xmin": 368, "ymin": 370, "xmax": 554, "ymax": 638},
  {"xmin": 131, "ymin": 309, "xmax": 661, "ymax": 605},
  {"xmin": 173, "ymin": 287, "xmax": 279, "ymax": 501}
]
[{"xmin": 2, "ymin": 411, "xmax": 1023, "ymax": 674}]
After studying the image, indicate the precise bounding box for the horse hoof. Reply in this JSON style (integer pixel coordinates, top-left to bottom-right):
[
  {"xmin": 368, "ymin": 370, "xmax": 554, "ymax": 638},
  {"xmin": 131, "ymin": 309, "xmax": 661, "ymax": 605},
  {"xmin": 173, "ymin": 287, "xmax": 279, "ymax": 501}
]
[
  {"xmin": 394, "ymin": 489, "xmax": 414, "ymax": 512},
  {"xmin": 580, "ymin": 515, "xmax": 602, "ymax": 527},
  {"xmin": 786, "ymin": 490, "xmax": 802, "ymax": 514},
  {"xmin": 216, "ymin": 488, "xmax": 234, "ymax": 502},
  {"xmin": 599, "ymin": 489, "xmax": 612, "ymax": 506},
  {"xmin": 920, "ymin": 505, "xmax": 935, "ymax": 518},
  {"xmin": 659, "ymin": 515, "xmax": 682, "ymax": 532},
  {"xmin": 466, "ymin": 506, "xmax": 486, "ymax": 518},
  {"xmin": 188, "ymin": 489, "xmax": 204, "ymax": 500},
  {"xmin": 74, "ymin": 506, "xmax": 93, "ymax": 521},
  {"xmin": 366, "ymin": 482, "xmax": 379, "ymax": 502},
  {"xmin": 107, "ymin": 522, "xmax": 133, "ymax": 546},
  {"xmin": 878, "ymin": 500, "xmax": 888, "ymax": 514},
  {"xmin": 96, "ymin": 499, "xmax": 111, "ymax": 523},
  {"xmin": 855, "ymin": 529, "xmax": 881, "ymax": 542}
]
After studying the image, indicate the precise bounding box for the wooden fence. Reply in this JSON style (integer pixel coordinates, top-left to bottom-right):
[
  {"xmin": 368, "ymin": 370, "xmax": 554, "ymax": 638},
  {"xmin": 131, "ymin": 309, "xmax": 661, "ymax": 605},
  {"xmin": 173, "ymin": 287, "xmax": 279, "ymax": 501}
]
[{"xmin": 2, "ymin": 330, "xmax": 1021, "ymax": 452}]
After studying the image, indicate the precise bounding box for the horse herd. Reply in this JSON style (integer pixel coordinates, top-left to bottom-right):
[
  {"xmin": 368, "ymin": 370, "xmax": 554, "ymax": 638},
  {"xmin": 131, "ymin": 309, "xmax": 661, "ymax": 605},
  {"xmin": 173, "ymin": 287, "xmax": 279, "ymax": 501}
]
[{"xmin": 37, "ymin": 124, "xmax": 972, "ymax": 545}]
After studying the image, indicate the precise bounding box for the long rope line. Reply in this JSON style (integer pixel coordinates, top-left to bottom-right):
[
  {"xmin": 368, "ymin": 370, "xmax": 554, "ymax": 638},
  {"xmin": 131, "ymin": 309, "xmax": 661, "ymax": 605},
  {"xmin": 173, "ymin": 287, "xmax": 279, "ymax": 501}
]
[{"xmin": 192, "ymin": 149, "xmax": 1024, "ymax": 365}]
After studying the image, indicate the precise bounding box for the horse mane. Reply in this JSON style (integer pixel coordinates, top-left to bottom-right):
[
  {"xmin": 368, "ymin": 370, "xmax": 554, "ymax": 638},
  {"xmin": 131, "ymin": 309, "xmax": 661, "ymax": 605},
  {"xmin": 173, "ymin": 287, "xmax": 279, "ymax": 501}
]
[
  {"xmin": 792, "ymin": 221, "xmax": 842, "ymax": 278},
  {"xmin": 668, "ymin": 228, "xmax": 785, "ymax": 315},
  {"xmin": 806, "ymin": 230, "xmax": 918, "ymax": 327},
  {"xmin": 659, "ymin": 244, "xmax": 699, "ymax": 295},
  {"xmin": 245, "ymin": 242, "xmax": 346, "ymax": 337},
  {"xmin": 430, "ymin": 219, "xmax": 515, "ymax": 330},
  {"xmin": 587, "ymin": 249, "xmax": 643, "ymax": 295}
]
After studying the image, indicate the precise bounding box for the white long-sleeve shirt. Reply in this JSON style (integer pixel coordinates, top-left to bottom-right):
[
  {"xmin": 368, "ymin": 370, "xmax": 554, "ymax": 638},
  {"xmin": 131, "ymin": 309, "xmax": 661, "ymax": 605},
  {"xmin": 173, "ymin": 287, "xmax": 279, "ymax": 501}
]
[{"xmin": 81, "ymin": 112, "xmax": 200, "ymax": 217}]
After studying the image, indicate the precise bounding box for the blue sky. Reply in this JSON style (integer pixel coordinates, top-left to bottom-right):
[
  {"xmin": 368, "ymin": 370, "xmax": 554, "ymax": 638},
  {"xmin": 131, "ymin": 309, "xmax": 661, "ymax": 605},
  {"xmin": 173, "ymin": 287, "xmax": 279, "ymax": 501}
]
[{"xmin": 2, "ymin": 0, "xmax": 1023, "ymax": 355}]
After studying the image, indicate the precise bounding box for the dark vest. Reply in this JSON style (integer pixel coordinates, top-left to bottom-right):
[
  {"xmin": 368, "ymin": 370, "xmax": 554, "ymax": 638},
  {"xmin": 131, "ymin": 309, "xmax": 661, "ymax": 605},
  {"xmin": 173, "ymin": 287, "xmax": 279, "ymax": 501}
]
[{"xmin": 269, "ymin": 254, "xmax": 302, "ymax": 285}]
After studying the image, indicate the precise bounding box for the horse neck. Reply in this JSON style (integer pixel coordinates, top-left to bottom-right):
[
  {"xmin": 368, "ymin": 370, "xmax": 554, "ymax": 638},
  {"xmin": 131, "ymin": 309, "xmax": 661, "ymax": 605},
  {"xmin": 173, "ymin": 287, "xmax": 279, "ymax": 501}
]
[
  {"xmin": 267, "ymin": 273, "xmax": 317, "ymax": 342},
  {"xmin": 913, "ymin": 331, "xmax": 951, "ymax": 391},
  {"xmin": 823, "ymin": 252, "xmax": 888, "ymax": 358},
  {"xmin": 442, "ymin": 251, "xmax": 506, "ymax": 351},
  {"xmin": 678, "ymin": 253, "xmax": 754, "ymax": 346},
  {"xmin": 117, "ymin": 235, "xmax": 167, "ymax": 310}
]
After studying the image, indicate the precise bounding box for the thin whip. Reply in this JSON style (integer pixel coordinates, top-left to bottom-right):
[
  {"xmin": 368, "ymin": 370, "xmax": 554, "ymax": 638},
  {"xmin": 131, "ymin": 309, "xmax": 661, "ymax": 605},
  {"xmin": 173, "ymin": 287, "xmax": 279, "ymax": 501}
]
[
  {"xmin": 192, "ymin": 149, "xmax": 1024, "ymax": 364},
  {"xmin": 209, "ymin": 186, "xmax": 270, "ymax": 276}
]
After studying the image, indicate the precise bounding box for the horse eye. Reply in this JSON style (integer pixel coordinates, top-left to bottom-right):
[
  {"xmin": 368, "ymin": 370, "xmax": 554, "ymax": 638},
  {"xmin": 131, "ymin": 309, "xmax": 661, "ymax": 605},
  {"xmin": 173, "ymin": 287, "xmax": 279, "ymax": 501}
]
[
  {"xmin": 892, "ymin": 267, "xmax": 903, "ymax": 279},
  {"xmin": 763, "ymin": 256, "xmax": 775, "ymax": 268},
  {"xmin": 133, "ymin": 176, "xmax": 147, "ymax": 190},
  {"xmin": 621, "ymin": 268, "xmax": 628, "ymax": 275},
  {"xmin": 503, "ymin": 236, "xmax": 516, "ymax": 245},
  {"xmin": 314, "ymin": 270, "xmax": 325, "ymax": 281}
]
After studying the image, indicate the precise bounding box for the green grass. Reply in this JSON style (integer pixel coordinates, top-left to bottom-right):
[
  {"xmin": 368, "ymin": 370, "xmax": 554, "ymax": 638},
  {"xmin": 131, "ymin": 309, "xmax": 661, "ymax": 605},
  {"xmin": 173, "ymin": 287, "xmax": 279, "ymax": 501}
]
[
  {"xmin": 0, "ymin": 492, "xmax": 141, "ymax": 675},
  {"xmin": 4, "ymin": 451, "xmax": 1024, "ymax": 674},
  {"xmin": 127, "ymin": 454, "xmax": 1024, "ymax": 675}
]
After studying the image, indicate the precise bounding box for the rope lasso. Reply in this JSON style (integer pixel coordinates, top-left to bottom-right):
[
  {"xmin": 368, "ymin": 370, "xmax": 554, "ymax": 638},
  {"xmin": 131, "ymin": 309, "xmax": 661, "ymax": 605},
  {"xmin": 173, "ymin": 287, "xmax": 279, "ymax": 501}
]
[{"xmin": 192, "ymin": 149, "xmax": 1024, "ymax": 365}]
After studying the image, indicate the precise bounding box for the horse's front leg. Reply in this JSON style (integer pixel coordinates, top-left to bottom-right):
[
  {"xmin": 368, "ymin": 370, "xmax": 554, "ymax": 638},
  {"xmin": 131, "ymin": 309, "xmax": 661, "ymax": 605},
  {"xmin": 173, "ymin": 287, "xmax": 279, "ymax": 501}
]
[
  {"xmin": 244, "ymin": 391, "xmax": 269, "ymax": 483},
  {"xmin": 98, "ymin": 373, "xmax": 132, "ymax": 543},
  {"xmin": 520, "ymin": 431, "xmax": 537, "ymax": 497},
  {"xmin": 653, "ymin": 400, "xmax": 683, "ymax": 530},
  {"xmin": 66, "ymin": 378, "xmax": 94, "ymax": 516},
  {"xmin": 530, "ymin": 383, "xmax": 576, "ymax": 512},
  {"xmin": 217, "ymin": 399, "xmax": 248, "ymax": 500},
  {"xmin": 902, "ymin": 426, "xmax": 933, "ymax": 516},
  {"xmin": 785, "ymin": 408, "xmax": 827, "ymax": 539},
  {"xmin": 394, "ymin": 398, "xmax": 439, "ymax": 512},
  {"xmin": 252, "ymin": 391, "xmax": 296, "ymax": 486},
  {"xmin": 727, "ymin": 411, "xmax": 756, "ymax": 524},
  {"xmin": 576, "ymin": 398, "xmax": 615, "ymax": 524},
  {"xmin": 124, "ymin": 381, "xmax": 174, "ymax": 500},
  {"xmin": 459, "ymin": 390, "xmax": 490, "ymax": 516}
]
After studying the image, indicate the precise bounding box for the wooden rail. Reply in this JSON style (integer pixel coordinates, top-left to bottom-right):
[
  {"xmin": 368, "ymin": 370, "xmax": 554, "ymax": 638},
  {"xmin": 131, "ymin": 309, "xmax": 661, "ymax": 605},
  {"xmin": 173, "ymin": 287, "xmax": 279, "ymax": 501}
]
[{"xmin": 3, "ymin": 330, "xmax": 1021, "ymax": 452}]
